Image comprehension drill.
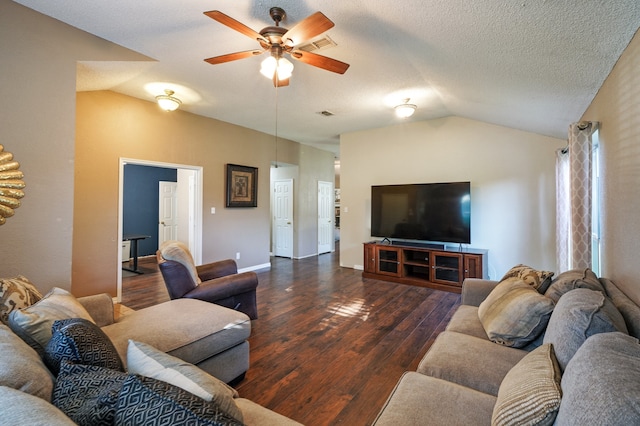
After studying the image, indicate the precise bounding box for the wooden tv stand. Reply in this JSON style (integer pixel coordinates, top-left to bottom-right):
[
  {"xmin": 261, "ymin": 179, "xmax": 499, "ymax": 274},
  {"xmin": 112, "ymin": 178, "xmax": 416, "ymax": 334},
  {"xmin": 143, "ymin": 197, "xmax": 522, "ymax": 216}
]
[{"xmin": 362, "ymin": 241, "xmax": 488, "ymax": 293}]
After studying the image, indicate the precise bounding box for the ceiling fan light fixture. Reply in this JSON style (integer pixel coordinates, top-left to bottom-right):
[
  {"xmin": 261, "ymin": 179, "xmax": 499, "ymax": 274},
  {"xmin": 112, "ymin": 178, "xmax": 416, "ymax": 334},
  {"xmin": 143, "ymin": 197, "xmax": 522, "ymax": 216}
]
[
  {"xmin": 156, "ymin": 89, "xmax": 181, "ymax": 112},
  {"xmin": 260, "ymin": 56, "xmax": 294, "ymax": 81},
  {"xmin": 395, "ymin": 98, "xmax": 417, "ymax": 118}
]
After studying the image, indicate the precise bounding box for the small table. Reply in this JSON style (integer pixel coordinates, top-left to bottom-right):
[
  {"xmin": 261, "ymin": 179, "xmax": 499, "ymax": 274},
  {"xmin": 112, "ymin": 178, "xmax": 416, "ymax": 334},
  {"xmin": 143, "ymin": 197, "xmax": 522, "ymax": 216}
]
[{"xmin": 123, "ymin": 234, "xmax": 150, "ymax": 274}]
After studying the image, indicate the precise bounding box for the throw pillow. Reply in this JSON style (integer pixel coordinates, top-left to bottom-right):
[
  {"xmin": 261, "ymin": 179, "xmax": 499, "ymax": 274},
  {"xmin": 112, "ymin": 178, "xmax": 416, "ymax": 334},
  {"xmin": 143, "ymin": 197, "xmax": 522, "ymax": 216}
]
[
  {"xmin": 492, "ymin": 343, "xmax": 562, "ymax": 426},
  {"xmin": 1, "ymin": 385, "xmax": 77, "ymax": 426},
  {"xmin": 115, "ymin": 374, "xmax": 244, "ymax": 426},
  {"xmin": 500, "ymin": 264, "xmax": 555, "ymax": 293},
  {"xmin": 0, "ymin": 324, "xmax": 54, "ymax": 401},
  {"xmin": 544, "ymin": 268, "xmax": 604, "ymax": 303},
  {"xmin": 543, "ymin": 288, "xmax": 628, "ymax": 371},
  {"xmin": 160, "ymin": 240, "xmax": 201, "ymax": 285},
  {"xmin": 53, "ymin": 360, "xmax": 128, "ymax": 426},
  {"xmin": 478, "ymin": 278, "xmax": 555, "ymax": 348},
  {"xmin": 0, "ymin": 275, "xmax": 42, "ymax": 324},
  {"xmin": 556, "ymin": 332, "xmax": 640, "ymax": 425},
  {"xmin": 44, "ymin": 318, "xmax": 124, "ymax": 375},
  {"xmin": 127, "ymin": 340, "xmax": 243, "ymax": 422},
  {"xmin": 7, "ymin": 287, "xmax": 95, "ymax": 355}
]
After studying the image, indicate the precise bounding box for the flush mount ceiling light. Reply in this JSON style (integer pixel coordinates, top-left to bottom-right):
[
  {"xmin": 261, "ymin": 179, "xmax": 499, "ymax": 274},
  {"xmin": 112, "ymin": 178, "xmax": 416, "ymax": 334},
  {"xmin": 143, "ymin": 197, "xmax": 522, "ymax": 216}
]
[
  {"xmin": 156, "ymin": 89, "xmax": 182, "ymax": 112},
  {"xmin": 395, "ymin": 98, "xmax": 417, "ymax": 118}
]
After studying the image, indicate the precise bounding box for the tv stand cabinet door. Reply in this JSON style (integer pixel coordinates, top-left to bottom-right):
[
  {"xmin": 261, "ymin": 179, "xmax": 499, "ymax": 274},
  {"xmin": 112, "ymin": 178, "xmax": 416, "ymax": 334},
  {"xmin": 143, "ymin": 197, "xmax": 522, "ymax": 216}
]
[
  {"xmin": 363, "ymin": 243, "xmax": 376, "ymax": 273},
  {"xmin": 431, "ymin": 252, "xmax": 463, "ymax": 286},
  {"xmin": 375, "ymin": 246, "xmax": 401, "ymax": 277},
  {"xmin": 463, "ymin": 254, "xmax": 483, "ymax": 279}
]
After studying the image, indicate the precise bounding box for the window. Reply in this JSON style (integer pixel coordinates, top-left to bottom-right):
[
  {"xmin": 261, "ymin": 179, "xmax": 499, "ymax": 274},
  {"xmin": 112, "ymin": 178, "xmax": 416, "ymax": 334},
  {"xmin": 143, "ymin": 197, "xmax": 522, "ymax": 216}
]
[{"xmin": 591, "ymin": 130, "xmax": 601, "ymax": 275}]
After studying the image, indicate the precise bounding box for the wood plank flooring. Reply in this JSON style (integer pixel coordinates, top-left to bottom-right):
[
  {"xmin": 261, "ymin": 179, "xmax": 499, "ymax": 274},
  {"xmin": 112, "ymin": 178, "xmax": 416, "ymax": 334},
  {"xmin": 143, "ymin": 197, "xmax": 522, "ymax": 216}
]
[{"xmin": 121, "ymin": 246, "xmax": 460, "ymax": 426}]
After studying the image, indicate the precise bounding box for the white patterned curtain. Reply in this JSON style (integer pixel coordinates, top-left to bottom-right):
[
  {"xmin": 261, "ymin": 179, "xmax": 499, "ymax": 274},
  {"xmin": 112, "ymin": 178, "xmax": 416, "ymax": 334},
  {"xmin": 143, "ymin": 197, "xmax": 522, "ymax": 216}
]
[{"xmin": 556, "ymin": 121, "xmax": 598, "ymax": 271}]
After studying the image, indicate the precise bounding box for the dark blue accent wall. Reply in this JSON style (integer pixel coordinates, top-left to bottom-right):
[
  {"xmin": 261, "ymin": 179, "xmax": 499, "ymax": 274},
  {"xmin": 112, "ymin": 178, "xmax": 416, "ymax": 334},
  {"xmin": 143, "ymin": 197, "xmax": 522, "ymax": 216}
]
[{"xmin": 123, "ymin": 165, "xmax": 177, "ymax": 256}]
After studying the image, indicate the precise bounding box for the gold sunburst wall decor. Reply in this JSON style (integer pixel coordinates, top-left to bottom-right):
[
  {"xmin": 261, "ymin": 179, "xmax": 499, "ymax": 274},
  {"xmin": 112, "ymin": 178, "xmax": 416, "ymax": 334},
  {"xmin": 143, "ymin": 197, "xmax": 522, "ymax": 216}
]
[{"xmin": 0, "ymin": 145, "xmax": 25, "ymax": 226}]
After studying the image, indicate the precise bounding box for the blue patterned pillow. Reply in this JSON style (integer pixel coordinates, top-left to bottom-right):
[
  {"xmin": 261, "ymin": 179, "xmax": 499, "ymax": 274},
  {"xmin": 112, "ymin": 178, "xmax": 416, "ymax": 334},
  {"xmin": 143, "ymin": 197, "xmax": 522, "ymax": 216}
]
[
  {"xmin": 44, "ymin": 318, "xmax": 124, "ymax": 375},
  {"xmin": 53, "ymin": 360, "xmax": 127, "ymax": 426},
  {"xmin": 116, "ymin": 374, "xmax": 244, "ymax": 425}
]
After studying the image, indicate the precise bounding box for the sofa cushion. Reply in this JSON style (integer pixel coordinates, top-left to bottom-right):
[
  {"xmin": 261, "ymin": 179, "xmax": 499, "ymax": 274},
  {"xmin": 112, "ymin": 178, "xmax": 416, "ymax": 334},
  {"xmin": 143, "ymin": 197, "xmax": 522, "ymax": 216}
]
[
  {"xmin": 102, "ymin": 299, "xmax": 251, "ymax": 372},
  {"xmin": 0, "ymin": 324, "xmax": 54, "ymax": 401},
  {"xmin": 492, "ymin": 343, "xmax": 562, "ymax": 426},
  {"xmin": 53, "ymin": 360, "xmax": 127, "ymax": 426},
  {"xmin": 160, "ymin": 240, "xmax": 201, "ymax": 285},
  {"xmin": 372, "ymin": 372, "xmax": 496, "ymax": 426},
  {"xmin": 544, "ymin": 268, "xmax": 604, "ymax": 303},
  {"xmin": 115, "ymin": 374, "xmax": 243, "ymax": 425},
  {"xmin": 500, "ymin": 264, "xmax": 554, "ymax": 293},
  {"xmin": 445, "ymin": 305, "xmax": 488, "ymax": 340},
  {"xmin": 417, "ymin": 331, "xmax": 528, "ymax": 396},
  {"xmin": 556, "ymin": 332, "xmax": 640, "ymax": 425},
  {"xmin": 8, "ymin": 287, "xmax": 95, "ymax": 356},
  {"xmin": 478, "ymin": 278, "xmax": 555, "ymax": 348},
  {"xmin": 0, "ymin": 385, "xmax": 76, "ymax": 425},
  {"xmin": 127, "ymin": 339, "xmax": 243, "ymax": 422},
  {"xmin": 44, "ymin": 318, "xmax": 124, "ymax": 375},
  {"xmin": 0, "ymin": 275, "xmax": 42, "ymax": 324},
  {"xmin": 543, "ymin": 288, "xmax": 628, "ymax": 371},
  {"xmin": 601, "ymin": 278, "xmax": 640, "ymax": 339}
]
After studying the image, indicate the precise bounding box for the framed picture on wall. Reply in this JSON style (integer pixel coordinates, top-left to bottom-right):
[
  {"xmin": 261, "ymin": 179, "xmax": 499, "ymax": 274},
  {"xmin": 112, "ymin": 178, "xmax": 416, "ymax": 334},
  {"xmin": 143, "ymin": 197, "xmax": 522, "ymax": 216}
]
[{"xmin": 226, "ymin": 164, "xmax": 258, "ymax": 207}]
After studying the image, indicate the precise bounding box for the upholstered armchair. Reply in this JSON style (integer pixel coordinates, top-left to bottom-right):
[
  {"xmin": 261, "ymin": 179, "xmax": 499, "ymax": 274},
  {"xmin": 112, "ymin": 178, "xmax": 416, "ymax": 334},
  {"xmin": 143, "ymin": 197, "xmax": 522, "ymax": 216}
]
[{"xmin": 156, "ymin": 241, "xmax": 258, "ymax": 319}]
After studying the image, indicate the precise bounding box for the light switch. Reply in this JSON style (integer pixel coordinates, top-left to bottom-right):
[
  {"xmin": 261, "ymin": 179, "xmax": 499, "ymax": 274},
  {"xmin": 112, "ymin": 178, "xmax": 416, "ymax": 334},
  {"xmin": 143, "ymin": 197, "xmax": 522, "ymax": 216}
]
[{"xmin": 211, "ymin": 207, "xmax": 215, "ymax": 214}]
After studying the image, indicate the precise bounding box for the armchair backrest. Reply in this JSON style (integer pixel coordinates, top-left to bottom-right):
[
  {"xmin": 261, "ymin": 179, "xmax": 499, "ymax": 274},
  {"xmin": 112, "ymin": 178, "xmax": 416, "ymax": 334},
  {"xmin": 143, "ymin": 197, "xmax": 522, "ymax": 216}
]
[{"xmin": 156, "ymin": 251, "xmax": 198, "ymax": 299}]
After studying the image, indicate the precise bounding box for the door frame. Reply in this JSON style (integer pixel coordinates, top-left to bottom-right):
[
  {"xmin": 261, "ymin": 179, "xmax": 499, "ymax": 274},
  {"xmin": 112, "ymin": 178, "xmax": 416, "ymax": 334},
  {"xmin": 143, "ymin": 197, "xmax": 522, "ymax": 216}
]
[{"xmin": 117, "ymin": 157, "xmax": 203, "ymax": 302}]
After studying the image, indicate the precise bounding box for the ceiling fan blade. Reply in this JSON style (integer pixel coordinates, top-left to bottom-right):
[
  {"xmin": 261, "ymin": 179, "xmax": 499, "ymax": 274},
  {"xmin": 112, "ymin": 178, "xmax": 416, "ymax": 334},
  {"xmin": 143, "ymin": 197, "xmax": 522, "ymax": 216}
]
[
  {"xmin": 204, "ymin": 10, "xmax": 268, "ymax": 43},
  {"xmin": 204, "ymin": 50, "xmax": 264, "ymax": 65},
  {"xmin": 291, "ymin": 50, "xmax": 350, "ymax": 74},
  {"xmin": 282, "ymin": 12, "xmax": 334, "ymax": 46}
]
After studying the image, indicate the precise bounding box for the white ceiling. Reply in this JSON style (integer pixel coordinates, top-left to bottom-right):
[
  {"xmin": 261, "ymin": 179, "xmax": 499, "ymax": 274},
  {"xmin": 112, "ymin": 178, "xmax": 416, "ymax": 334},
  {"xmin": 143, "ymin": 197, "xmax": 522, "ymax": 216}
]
[{"xmin": 15, "ymin": 1, "xmax": 640, "ymax": 157}]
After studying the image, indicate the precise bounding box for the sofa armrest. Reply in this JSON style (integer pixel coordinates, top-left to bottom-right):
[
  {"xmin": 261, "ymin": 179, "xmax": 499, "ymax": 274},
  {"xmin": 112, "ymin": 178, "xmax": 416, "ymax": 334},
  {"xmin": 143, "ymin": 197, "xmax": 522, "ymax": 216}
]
[
  {"xmin": 461, "ymin": 278, "xmax": 499, "ymax": 307},
  {"xmin": 197, "ymin": 259, "xmax": 238, "ymax": 281},
  {"xmin": 77, "ymin": 293, "xmax": 114, "ymax": 327}
]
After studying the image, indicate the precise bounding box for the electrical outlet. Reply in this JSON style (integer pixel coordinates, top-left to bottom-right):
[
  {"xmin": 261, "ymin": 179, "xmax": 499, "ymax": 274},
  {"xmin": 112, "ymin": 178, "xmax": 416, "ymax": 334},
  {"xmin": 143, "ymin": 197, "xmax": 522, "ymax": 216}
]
[{"xmin": 236, "ymin": 252, "xmax": 240, "ymax": 260}]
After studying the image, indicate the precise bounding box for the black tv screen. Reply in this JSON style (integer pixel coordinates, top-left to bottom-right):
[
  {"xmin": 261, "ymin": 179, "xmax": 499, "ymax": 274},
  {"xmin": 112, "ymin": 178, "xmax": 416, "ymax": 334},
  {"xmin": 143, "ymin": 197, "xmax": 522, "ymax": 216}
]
[{"xmin": 371, "ymin": 182, "xmax": 471, "ymax": 244}]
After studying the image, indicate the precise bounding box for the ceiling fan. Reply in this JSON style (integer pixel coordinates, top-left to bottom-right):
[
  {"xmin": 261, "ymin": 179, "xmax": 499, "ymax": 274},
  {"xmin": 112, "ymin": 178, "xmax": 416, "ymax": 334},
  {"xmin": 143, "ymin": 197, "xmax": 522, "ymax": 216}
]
[{"xmin": 203, "ymin": 7, "xmax": 350, "ymax": 87}]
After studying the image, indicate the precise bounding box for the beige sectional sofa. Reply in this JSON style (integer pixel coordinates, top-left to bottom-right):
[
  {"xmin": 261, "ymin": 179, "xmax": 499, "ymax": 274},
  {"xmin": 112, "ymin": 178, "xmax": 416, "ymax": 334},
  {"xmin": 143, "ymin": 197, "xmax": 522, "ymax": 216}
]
[
  {"xmin": 373, "ymin": 270, "xmax": 640, "ymax": 425},
  {"xmin": 0, "ymin": 281, "xmax": 301, "ymax": 425}
]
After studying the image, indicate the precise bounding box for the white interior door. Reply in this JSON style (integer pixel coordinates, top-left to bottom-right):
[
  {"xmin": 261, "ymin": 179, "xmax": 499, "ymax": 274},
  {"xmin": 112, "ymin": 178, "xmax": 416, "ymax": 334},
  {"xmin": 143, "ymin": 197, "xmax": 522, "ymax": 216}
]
[
  {"xmin": 158, "ymin": 181, "xmax": 178, "ymax": 245},
  {"xmin": 318, "ymin": 181, "xmax": 334, "ymax": 254},
  {"xmin": 273, "ymin": 179, "xmax": 293, "ymax": 258}
]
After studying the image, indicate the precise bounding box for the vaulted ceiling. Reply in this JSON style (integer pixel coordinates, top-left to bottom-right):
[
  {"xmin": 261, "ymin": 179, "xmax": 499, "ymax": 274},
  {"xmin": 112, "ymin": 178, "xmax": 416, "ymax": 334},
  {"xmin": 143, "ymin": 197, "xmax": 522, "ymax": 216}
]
[{"xmin": 15, "ymin": 1, "xmax": 640, "ymax": 157}]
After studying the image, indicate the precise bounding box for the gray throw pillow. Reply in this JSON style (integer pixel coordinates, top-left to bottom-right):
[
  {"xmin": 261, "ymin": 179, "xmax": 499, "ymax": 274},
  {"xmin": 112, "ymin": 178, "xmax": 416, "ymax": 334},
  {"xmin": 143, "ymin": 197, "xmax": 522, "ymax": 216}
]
[
  {"xmin": 544, "ymin": 268, "xmax": 604, "ymax": 303},
  {"xmin": 556, "ymin": 332, "xmax": 640, "ymax": 425},
  {"xmin": 478, "ymin": 278, "xmax": 555, "ymax": 348},
  {"xmin": 543, "ymin": 288, "xmax": 628, "ymax": 371}
]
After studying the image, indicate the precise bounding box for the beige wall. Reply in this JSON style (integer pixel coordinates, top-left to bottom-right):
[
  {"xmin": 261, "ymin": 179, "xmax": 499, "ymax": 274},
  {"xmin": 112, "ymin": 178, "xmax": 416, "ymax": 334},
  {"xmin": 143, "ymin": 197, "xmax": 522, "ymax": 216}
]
[
  {"xmin": 0, "ymin": 1, "xmax": 151, "ymax": 293},
  {"xmin": 340, "ymin": 117, "xmax": 563, "ymax": 279},
  {"xmin": 581, "ymin": 29, "xmax": 640, "ymax": 305},
  {"xmin": 75, "ymin": 91, "xmax": 334, "ymax": 297}
]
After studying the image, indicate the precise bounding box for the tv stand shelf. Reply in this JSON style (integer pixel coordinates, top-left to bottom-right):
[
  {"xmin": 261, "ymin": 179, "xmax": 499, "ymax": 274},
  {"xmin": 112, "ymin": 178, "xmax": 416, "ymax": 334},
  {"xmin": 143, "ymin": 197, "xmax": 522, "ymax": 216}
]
[{"xmin": 362, "ymin": 241, "xmax": 488, "ymax": 293}]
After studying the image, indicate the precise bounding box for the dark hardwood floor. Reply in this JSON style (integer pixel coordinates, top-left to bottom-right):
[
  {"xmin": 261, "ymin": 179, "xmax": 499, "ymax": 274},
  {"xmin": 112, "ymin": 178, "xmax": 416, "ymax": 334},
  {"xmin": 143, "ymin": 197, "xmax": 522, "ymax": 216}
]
[{"xmin": 121, "ymin": 245, "xmax": 461, "ymax": 426}]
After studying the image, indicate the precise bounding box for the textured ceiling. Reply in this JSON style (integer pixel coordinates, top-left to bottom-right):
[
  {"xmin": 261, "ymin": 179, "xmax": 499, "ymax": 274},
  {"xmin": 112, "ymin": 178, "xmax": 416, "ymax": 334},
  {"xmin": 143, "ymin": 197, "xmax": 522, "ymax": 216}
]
[{"xmin": 15, "ymin": 1, "xmax": 640, "ymax": 157}]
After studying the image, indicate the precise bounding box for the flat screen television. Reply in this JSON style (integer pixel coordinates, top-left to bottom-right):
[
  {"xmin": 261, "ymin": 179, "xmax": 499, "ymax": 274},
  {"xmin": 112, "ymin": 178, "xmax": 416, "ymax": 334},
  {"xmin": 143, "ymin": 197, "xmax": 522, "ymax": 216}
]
[{"xmin": 371, "ymin": 182, "xmax": 471, "ymax": 245}]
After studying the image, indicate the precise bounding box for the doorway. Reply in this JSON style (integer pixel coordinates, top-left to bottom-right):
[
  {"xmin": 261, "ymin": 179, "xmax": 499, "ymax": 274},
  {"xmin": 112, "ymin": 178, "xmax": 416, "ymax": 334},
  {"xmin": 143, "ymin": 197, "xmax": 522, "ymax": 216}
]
[
  {"xmin": 318, "ymin": 180, "xmax": 334, "ymax": 254},
  {"xmin": 272, "ymin": 178, "xmax": 294, "ymax": 258},
  {"xmin": 117, "ymin": 158, "xmax": 203, "ymax": 301}
]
